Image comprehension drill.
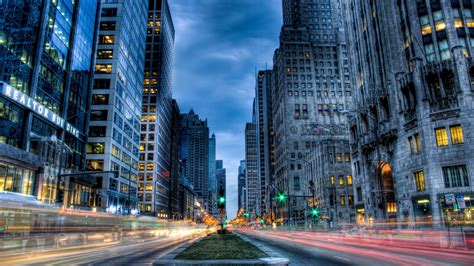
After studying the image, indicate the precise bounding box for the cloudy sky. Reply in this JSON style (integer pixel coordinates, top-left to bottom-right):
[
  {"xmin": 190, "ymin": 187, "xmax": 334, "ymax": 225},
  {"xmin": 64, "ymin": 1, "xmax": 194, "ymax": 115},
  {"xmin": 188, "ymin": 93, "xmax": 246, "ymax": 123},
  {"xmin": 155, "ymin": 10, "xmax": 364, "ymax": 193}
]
[{"xmin": 169, "ymin": 0, "xmax": 282, "ymax": 219}]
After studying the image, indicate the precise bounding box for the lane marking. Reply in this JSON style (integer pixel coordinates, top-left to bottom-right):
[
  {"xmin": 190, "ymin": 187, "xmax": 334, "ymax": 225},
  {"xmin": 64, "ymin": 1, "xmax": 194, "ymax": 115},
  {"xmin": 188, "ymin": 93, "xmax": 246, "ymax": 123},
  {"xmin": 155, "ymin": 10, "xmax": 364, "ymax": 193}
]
[{"xmin": 333, "ymin": 255, "xmax": 350, "ymax": 261}]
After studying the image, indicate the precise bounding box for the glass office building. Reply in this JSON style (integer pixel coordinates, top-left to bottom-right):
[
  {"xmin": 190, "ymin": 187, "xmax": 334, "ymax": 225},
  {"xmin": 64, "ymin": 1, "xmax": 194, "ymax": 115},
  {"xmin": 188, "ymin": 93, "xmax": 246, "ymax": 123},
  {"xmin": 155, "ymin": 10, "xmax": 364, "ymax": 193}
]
[{"xmin": 0, "ymin": 0, "xmax": 100, "ymax": 204}]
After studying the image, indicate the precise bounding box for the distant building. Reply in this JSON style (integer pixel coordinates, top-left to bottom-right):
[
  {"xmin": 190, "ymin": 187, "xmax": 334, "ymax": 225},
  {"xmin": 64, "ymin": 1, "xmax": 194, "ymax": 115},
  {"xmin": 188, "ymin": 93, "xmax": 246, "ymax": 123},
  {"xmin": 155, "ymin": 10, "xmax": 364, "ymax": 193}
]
[
  {"xmin": 254, "ymin": 70, "xmax": 275, "ymax": 215},
  {"xmin": 179, "ymin": 177, "xmax": 195, "ymax": 220},
  {"xmin": 138, "ymin": 0, "xmax": 175, "ymax": 218},
  {"xmin": 87, "ymin": 0, "xmax": 148, "ymax": 214},
  {"xmin": 245, "ymin": 122, "xmax": 259, "ymax": 217},
  {"xmin": 0, "ymin": 0, "xmax": 101, "ymax": 206},
  {"xmin": 238, "ymin": 160, "xmax": 247, "ymax": 211},
  {"xmin": 208, "ymin": 133, "xmax": 217, "ymax": 215},
  {"xmin": 169, "ymin": 99, "xmax": 181, "ymax": 218},
  {"xmin": 180, "ymin": 110, "xmax": 210, "ymax": 211}
]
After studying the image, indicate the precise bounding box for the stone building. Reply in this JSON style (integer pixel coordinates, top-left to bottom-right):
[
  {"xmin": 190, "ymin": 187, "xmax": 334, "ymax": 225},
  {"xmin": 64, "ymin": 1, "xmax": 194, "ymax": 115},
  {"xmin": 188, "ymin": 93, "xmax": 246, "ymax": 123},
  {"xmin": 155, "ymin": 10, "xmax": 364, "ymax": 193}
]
[
  {"xmin": 344, "ymin": 0, "xmax": 474, "ymax": 227},
  {"xmin": 271, "ymin": 0, "xmax": 354, "ymax": 225},
  {"xmin": 180, "ymin": 110, "xmax": 210, "ymax": 211}
]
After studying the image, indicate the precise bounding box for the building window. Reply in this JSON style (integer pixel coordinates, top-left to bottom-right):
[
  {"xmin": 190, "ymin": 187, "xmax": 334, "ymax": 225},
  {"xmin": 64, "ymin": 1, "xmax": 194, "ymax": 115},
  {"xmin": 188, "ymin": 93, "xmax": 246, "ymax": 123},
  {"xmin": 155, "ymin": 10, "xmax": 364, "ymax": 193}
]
[
  {"xmin": 94, "ymin": 79, "xmax": 111, "ymax": 89},
  {"xmin": 387, "ymin": 202, "xmax": 397, "ymax": 213},
  {"xmin": 92, "ymin": 94, "xmax": 109, "ymax": 105},
  {"xmin": 438, "ymin": 39, "xmax": 451, "ymax": 60},
  {"xmin": 86, "ymin": 160, "xmax": 104, "ymax": 171},
  {"xmin": 101, "ymin": 8, "xmax": 117, "ymax": 17},
  {"xmin": 330, "ymin": 176, "xmax": 335, "ymax": 186},
  {"xmin": 435, "ymin": 127, "xmax": 448, "ymax": 147},
  {"xmin": 340, "ymin": 196, "xmax": 345, "ymax": 206},
  {"xmin": 356, "ymin": 187, "xmax": 362, "ymax": 202},
  {"xmin": 419, "ymin": 15, "xmax": 431, "ymax": 35},
  {"xmin": 146, "ymin": 183, "xmax": 153, "ymax": 191},
  {"xmin": 348, "ymin": 195, "xmax": 353, "ymax": 205},
  {"xmin": 97, "ymin": 49, "xmax": 114, "ymax": 59},
  {"xmin": 449, "ymin": 125, "xmax": 464, "ymax": 145},
  {"xmin": 408, "ymin": 136, "xmax": 415, "ymax": 153},
  {"xmin": 111, "ymin": 145, "xmax": 121, "ymax": 158},
  {"xmin": 89, "ymin": 126, "xmax": 106, "ymax": 137},
  {"xmin": 87, "ymin": 142, "xmax": 105, "ymax": 154},
  {"xmin": 98, "ymin": 35, "xmax": 115, "ymax": 44},
  {"xmin": 90, "ymin": 110, "xmax": 108, "ymax": 121},
  {"xmin": 347, "ymin": 175, "xmax": 352, "ymax": 185},
  {"xmin": 95, "ymin": 64, "xmax": 112, "ymax": 74},
  {"xmin": 415, "ymin": 133, "xmax": 421, "ymax": 152},
  {"xmin": 294, "ymin": 176, "xmax": 300, "ymax": 190},
  {"xmin": 100, "ymin": 21, "xmax": 116, "ymax": 30},
  {"xmin": 338, "ymin": 176, "xmax": 344, "ymax": 185},
  {"xmin": 413, "ymin": 170, "xmax": 425, "ymax": 191},
  {"xmin": 443, "ymin": 165, "xmax": 469, "ymax": 188},
  {"xmin": 345, "ymin": 153, "xmax": 350, "ymax": 162},
  {"xmin": 336, "ymin": 153, "xmax": 342, "ymax": 162}
]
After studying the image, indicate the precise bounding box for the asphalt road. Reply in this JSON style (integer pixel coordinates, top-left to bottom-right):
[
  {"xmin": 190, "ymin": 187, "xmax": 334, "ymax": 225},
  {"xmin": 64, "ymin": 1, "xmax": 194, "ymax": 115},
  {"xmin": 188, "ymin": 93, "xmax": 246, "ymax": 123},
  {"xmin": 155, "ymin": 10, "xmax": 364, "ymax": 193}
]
[
  {"xmin": 238, "ymin": 229, "xmax": 474, "ymax": 266},
  {"xmin": 0, "ymin": 237, "xmax": 196, "ymax": 265}
]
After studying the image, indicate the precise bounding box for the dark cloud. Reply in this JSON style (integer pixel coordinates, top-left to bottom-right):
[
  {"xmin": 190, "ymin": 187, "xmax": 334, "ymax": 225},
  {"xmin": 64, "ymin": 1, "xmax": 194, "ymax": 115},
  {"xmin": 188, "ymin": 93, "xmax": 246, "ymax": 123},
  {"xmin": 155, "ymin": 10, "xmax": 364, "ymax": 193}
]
[{"xmin": 170, "ymin": 0, "xmax": 282, "ymax": 219}]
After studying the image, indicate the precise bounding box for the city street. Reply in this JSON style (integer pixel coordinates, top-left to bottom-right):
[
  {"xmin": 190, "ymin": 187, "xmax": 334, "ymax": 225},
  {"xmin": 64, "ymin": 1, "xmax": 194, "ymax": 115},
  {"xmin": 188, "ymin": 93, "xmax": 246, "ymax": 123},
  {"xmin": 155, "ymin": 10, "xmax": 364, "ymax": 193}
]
[
  {"xmin": 0, "ymin": 237, "xmax": 197, "ymax": 265},
  {"xmin": 238, "ymin": 229, "xmax": 474, "ymax": 266}
]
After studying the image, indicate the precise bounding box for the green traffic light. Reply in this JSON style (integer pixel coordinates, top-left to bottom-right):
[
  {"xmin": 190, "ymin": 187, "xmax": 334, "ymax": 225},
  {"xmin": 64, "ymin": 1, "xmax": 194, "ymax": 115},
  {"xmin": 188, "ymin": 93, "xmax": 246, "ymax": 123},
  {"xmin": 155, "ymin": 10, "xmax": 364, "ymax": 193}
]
[
  {"xmin": 219, "ymin": 197, "xmax": 225, "ymax": 204},
  {"xmin": 277, "ymin": 193, "xmax": 287, "ymax": 202},
  {"xmin": 245, "ymin": 212, "xmax": 250, "ymax": 217},
  {"xmin": 311, "ymin": 208, "xmax": 319, "ymax": 216}
]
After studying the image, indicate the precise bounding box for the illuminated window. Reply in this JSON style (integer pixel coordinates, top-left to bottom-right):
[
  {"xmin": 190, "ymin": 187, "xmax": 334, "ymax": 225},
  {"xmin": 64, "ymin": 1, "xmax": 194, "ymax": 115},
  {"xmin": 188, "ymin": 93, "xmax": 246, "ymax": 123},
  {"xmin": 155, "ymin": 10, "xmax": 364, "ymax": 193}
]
[
  {"xmin": 146, "ymin": 163, "xmax": 154, "ymax": 171},
  {"xmin": 387, "ymin": 202, "xmax": 397, "ymax": 213},
  {"xmin": 146, "ymin": 183, "xmax": 153, "ymax": 191},
  {"xmin": 149, "ymin": 115, "xmax": 156, "ymax": 122},
  {"xmin": 98, "ymin": 35, "xmax": 115, "ymax": 44},
  {"xmin": 97, "ymin": 49, "xmax": 113, "ymax": 59},
  {"xmin": 92, "ymin": 94, "xmax": 109, "ymax": 105},
  {"xmin": 347, "ymin": 175, "xmax": 353, "ymax": 185},
  {"xmin": 100, "ymin": 21, "xmax": 116, "ymax": 30},
  {"xmin": 345, "ymin": 153, "xmax": 350, "ymax": 162},
  {"xmin": 348, "ymin": 195, "xmax": 353, "ymax": 205},
  {"xmin": 419, "ymin": 15, "xmax": 431, "ymax": 35},
  {"xmin": 139, "ymin": 163, "xmax": 145, "ymax": 171},
  {"xmin": 111, "ymin": 145, "xmax": 120, "ymax": 158},
  {"xmin": 139, "ymin": 144, "xmax": 145, "ymax": 151},
  {"xmin": 330, "ymin": 176, "xmax": 335, "ymax": 186},
  {"xmin": 339, "ymin": 176, "xmax": 344, "ymax": 185},
  {"xmin": 336, "ymin": 153, "xmax": 342, "ymax": 162},
  {"xmin": 86, "ymin": 160, "xmax": 104, "ymax": 171},
  {"xmin": 435, "ymin": 127, "xmax": 448, "ymax": 147},
  {"xmin": 340, "ymin": 196, "xmax": 345, "ymax": 206},
  {"xmin": 414, "ymin": 171, "xmax": 425, "ymax": 191},
  {"xmin": 450, "ymin": 125, "xmax": 464, "ymax": 145},
  {"xmin": 415, "ymin": 134, "xmax": 421, "ymax": 152},
  {"xmin": 86, "ymin": 142, "xmax": 104, "ymax": 154},
  {"xmin": 141, "ymin": 115, "xmax": 147, "ymax": 122},
  {"xmin": 95, "ymin": 64, "xmax": 112, "ymax": 74}
]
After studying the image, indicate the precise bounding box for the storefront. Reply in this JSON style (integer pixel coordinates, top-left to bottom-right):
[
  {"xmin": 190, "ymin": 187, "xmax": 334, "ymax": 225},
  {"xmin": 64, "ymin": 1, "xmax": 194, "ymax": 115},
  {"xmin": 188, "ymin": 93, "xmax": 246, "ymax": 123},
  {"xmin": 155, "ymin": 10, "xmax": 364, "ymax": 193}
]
[
  {"xmin": 356, "ymin": 205, "xmax": 365, "ymax": 225},
  {"xmin": 0, "ymin": 161, "xmax": 37, "ymax": 196},
  {"xmin": 438, "ymin": 192, "xmax": 474, "ymax": 227}
]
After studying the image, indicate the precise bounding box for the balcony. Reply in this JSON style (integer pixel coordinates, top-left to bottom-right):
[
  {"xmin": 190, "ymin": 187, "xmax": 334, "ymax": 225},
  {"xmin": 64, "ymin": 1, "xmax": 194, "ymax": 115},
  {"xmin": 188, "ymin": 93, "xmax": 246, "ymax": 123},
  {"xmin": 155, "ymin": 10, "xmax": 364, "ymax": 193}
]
[
  {"xmin": 379, "ymin": 120, "xmax": 397, "ymax": 140},
  {"xmin": 429, "ymin": 97, "xmax": 460, "ymax": 121}
]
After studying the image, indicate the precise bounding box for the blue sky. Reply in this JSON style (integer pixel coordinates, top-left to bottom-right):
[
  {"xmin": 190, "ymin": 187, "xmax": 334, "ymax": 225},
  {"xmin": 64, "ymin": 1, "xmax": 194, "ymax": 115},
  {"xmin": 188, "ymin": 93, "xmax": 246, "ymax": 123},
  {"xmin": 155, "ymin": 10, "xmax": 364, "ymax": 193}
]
[{"xmin": 169, "ymin": 0, "xmax": 282, "ymax": 219}]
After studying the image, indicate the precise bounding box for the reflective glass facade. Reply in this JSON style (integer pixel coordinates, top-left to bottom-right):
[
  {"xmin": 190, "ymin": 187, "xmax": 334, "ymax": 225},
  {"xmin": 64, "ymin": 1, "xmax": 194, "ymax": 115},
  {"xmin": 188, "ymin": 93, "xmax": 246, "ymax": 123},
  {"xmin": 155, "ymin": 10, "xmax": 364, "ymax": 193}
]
[{"xmin": 0, "ymin": 0, "xmax": 100, "ymax": 202}]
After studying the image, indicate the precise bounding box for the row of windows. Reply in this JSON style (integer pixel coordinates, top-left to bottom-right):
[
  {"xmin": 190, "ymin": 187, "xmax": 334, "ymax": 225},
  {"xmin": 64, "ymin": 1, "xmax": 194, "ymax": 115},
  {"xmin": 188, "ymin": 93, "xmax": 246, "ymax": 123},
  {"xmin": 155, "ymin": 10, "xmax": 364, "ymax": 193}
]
[
  {"xmin": 435, "ymin": 124, "xmax": 464, "ymax": 146},
  {"xmin": 330, "ymin": 175, "xmax": 353, "ymax": 186},
  {"xmin": 413, "ymin": 164, "xmax": 470, "ymax": 192},
  {"xmin": 288, "ymin": 90, "xmax": 314, "ymax": 97}
]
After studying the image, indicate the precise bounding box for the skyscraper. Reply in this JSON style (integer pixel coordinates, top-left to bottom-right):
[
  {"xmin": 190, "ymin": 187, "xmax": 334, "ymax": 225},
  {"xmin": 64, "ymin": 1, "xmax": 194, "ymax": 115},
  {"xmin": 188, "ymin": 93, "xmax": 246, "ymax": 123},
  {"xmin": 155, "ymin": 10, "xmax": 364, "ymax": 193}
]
[
  {"xmin": 254, "ymin": 70, "xmax": 275, "ymax": 215},
  {"xmin": 0, "ymin": 0, "xmax": 100, "ymax": 205},
  {"xmin": 238, "ymin": 160, "xmax": 247, "ymax": 211},
  {"xmin": 180, "ymin": 110, "xmax": 210, "ymax": 211},
  {"xmin": 271, "ymin": 0, "xmax": 354, "ymax": 225},
  {"xmin": 138, "ymin": 0, "xmax": 175, "ymax": 218},
  {"xmin": 87, "ymin": 0, "xmax": 147, "ymax": 213},
  {"xmin": 344, "ymin": 0, "xmax": 474, "ymax": 227},
  {"xmin": 245, "ymin": 122, "xmax": 259, "ymax": 217},
  {"xmin": 169, "ymin": 99, "xmax": 181, "ymax": 218},
  {"xmin": 208, "ymin": 133, "xmax": 217, "ymax": 215}
]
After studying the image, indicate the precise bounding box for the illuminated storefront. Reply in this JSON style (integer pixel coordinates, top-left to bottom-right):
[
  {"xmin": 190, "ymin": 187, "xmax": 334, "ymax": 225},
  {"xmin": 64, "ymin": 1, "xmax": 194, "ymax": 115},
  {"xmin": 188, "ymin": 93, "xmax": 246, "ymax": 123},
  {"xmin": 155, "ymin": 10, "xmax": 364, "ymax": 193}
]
[
  {"xmin": 439, "ymin": 193, "xmax": 474, "ymax": 227},
  {"xmin": 0, "ymin": 163, "xmax": 36, "ymax": 195}
]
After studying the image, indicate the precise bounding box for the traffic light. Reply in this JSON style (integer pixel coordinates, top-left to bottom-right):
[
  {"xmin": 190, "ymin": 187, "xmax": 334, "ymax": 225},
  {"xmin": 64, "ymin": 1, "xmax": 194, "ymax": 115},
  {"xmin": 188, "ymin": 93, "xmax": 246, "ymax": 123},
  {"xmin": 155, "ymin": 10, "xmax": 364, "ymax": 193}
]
[
  {"xmin": 277, "ymin": 192, "xmax": 287, "ymax": 203},
  {"xmin": 218, "ymin": 189, "xmax": 225, "ymax": 209},
  {"xmin": 311, "ymin": 208, "xmax": 319, "ymax": 217}
]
